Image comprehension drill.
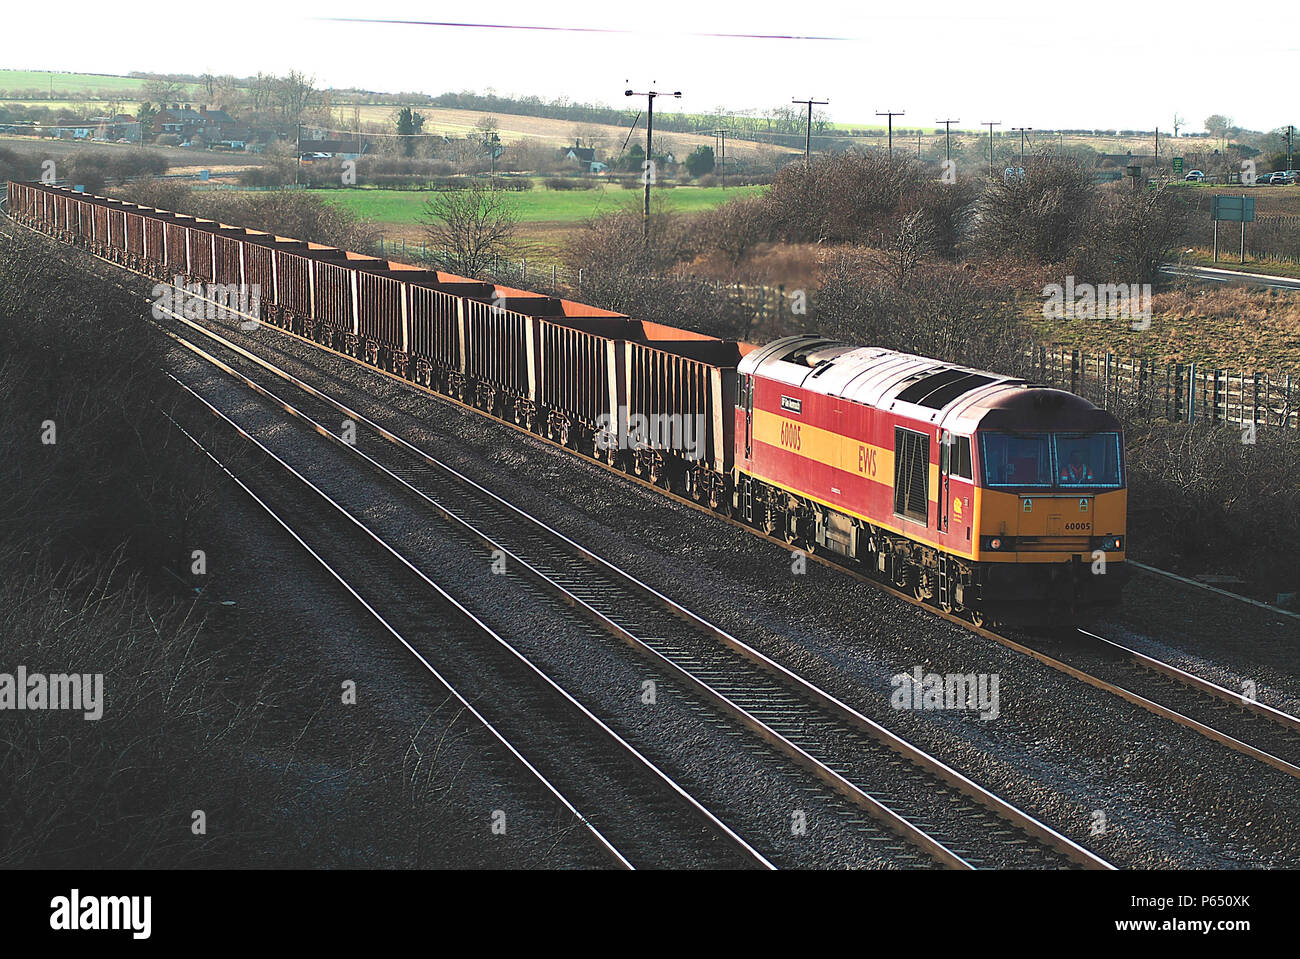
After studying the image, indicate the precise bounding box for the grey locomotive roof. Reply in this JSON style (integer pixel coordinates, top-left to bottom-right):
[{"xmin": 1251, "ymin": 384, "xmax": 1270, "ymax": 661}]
[{"xmin": 740, "ymin": 335, "xmax": 1114, "ymax": 433}]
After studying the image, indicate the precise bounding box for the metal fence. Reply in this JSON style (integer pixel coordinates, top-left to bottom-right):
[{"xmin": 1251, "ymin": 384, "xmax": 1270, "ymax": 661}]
[{"xmin": 1026, "ymin": 347, "xmax": 1299, "ymax": 430}]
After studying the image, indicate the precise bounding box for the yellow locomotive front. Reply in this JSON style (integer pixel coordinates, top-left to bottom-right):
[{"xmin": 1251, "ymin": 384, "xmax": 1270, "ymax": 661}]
[{"xmin": 964, "ymin": 389, "xmax": 1129, "ymax": 621}]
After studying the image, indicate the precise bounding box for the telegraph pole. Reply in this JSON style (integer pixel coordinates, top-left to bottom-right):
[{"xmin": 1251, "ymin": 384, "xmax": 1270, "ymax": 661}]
[
  {"xmin": 1012, "ymin": 126, "xmax": 1032, "ymax": 164},
  {"xmin": 712, "ymin": 128, "xmax": 729, "ymax": 185},
  {"xmin": 626, "ymin": 86, "xmax": 681, "ymax": 245},
  {"xmin": 936, "ymin": 118, "xmax": 959, "ymax": 165},
  {"xmin": 793, "ymin": 96, "xmax": 828, "ymax": 166},
  {"xmin": 981, "ymin": 121, "xmax": 1000, "ymax": 175},
  {"xmin": 877, "ymin": 110, "xmax": 904, "ymax": 158},
  {"xmin": 1287, "ymin": 124, "xmax": 1294, "ymax": 173}
]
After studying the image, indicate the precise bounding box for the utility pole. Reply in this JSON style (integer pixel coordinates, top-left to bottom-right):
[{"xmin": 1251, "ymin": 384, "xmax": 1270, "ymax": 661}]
[
  {"xmin": 1154, "ymin": 126, "xmax": 1159, "ymax": 177},
  {"xmin": 937, "ymin": 118, "xmax": 959, "ymax": 165},
  {"xmin": 295, "ymin": 123, "xmax": 301, "ymax": 186},
  {"xmin": 793, "ymin": 96, "xmax": 828, "ymax": 166},
  {"xmin": 1011, "ymin": 126, "xmax": 1032, "ymax": 164},
  {"xmin": 981, "ymin": 121, "xmax": 1000, "ymax": 175},
  {"xmin": 626, "ymin": 86, "xmax": 681, "ymax": 245},
  {"xmin": 712, "ymin": 128, "xmax": 729, "ymax": 185},
  {"xmin": 1287, "ymin": 124, "xmax": 1294, "ymax": 173},
  {"xmin": 877, "ymin": 110, "xmax": 904, "ymax": 158}
]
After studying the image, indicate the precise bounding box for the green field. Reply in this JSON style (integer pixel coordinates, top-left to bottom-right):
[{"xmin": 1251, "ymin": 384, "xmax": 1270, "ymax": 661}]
[
  {"xmin": 310, "ymin": 183, "xmax": 766, "ymax": 226},
  {"xmin": 0, "ymin": 70, "xmax": 181, "ymax": 97}
]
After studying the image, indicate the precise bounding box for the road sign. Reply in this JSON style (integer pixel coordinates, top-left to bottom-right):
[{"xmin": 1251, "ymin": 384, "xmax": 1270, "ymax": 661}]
[
  {"xmin": 1212, "ymin": 195, "xmax": 1255, "ymax": 222},
  {"xmin": 1173, "ymin": 157, "xmax": 1184, "ymax": 176}
]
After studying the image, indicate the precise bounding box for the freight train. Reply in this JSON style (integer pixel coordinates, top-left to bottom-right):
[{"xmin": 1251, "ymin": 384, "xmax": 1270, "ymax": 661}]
[{"xmin": 7, "ymin": 180, "xmax": 1129, "ymax": 623}]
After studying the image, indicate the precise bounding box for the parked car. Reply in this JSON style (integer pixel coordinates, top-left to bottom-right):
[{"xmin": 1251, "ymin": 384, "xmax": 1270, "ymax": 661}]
[
  {"xmin": 1252, "ymin": 171, "xmax": 1275, "ymax": 185},
  {"xmin": 1273, "ymin": 171, "xmax": 1298, "ymax": 185},
  {"xmin": 1184, "ymin": 170, "xmax": 1205, "ymax": 181}
]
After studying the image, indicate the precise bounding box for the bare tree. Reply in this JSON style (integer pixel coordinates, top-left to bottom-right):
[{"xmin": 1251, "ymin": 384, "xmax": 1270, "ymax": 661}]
[
  {"xmin": 886, "ymin": 210, "xmax": 937, "ymax": 287},
  {"xmin": 276, "ymin": 71, "xmax": 317, "ymax": 124},
  {"xmin": 214, "ymin": 75, "xmax": 242, "ymax": 111},
  {"xmin": 1089, "ymin": 184, "xmax": 1190, "ymax": 285},
  {"xmin": 420, "ymin": 182, "xmax": 521, "ymax": 277},
  {"xmin": 977, "ymin": 154, "xmax": 1095, "ymax": 263},
  {"xmin": 142, "ymin": 76, "xmax": 185, "ymax": 106},
  {"xmin": 246, "ymin": 73, "xmax": 274, "ymax": 113},
  {"xmin": 692, "ymin": 194, "xmax": 772, "ymax": 266}
]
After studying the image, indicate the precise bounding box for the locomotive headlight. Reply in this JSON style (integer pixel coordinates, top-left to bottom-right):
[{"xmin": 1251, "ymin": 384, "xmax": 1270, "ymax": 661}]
[
  {"xmin": 1099, "ymin": 536, "xmax": 1122, "ymax": 551},
  {"xmin": 980, "ymin": 536, "xmax": 1011, "ymax": 551}
]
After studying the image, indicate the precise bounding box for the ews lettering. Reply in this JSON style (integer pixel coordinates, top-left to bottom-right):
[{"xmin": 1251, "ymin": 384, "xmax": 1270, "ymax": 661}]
[{"xmin": 858, "ymin": 445, "xmax": 877, "ymax": 476}]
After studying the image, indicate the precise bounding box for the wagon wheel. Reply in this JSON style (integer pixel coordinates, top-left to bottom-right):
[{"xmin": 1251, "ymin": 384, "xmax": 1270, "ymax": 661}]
[
  {"xmin": 649, "ymin": 459, "xmax": 670, "ymax": 489},
  {"xmin": 688, "ymin": 473, "xmax": 706, "ymax": 502},
  {"xmin": 708, "ymin": 484, "xmax": 723, "ymax": 511},
  {"xmin": 912, "ymin": 570, "xmax": 931, "ymax": 603},
  {"xmin": 968, "ymin": 609, "xmax": 986, "ymax": 628}
]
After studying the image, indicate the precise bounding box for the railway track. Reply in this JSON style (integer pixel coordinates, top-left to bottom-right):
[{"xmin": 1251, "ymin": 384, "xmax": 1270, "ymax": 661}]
[
  {"xmin": 150, "ymin": 278, "xmax": 1299, "ymax": 793},
  {"xmin": 165, "ymin": 378, "xmax": 774, "ymax": 872},
  {"xmin": 1072, "ymin": 628, "xmax": 1300, "ymax": 777},
  {"xmin": 22, "ymin": 217, "xmax": 1295, "ymax": 862},
  {"xmin": 159, "ymin": 306, "xmax": 1110, "ymax": 870}
]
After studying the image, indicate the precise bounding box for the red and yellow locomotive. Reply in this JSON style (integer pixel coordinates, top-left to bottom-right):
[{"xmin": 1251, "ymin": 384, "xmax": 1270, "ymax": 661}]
[{"xmin": 733, "ymin": 336, "xmax": 1128, "ymax": 623}]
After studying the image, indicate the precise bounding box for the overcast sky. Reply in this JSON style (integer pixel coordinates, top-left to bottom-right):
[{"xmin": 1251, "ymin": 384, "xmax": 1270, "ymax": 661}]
[{"xmin": 13, "ymin": 0, "xmax": 1297, "ymax": 134}]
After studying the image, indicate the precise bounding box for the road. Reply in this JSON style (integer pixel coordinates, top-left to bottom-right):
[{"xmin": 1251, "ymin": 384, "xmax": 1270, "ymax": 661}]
[{"xmin": 1161, "ymin": 263, "xmax": 1300, "ymax": 291}]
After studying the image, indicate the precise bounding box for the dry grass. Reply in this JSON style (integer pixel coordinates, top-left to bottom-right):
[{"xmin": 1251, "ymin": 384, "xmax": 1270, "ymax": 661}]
[
  {"xmin": 686, "ymin": 241, "xmax": 826, "ymax": 289},
  {"xmin": 1030, "ymin": 283, "xmax": 1300, "ymax": 371}
]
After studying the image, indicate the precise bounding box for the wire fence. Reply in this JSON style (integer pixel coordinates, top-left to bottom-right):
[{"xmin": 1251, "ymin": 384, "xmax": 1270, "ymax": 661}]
[{"xmin": 1025, "ymin": 346, "xmax": 1299, "ymax": 430}]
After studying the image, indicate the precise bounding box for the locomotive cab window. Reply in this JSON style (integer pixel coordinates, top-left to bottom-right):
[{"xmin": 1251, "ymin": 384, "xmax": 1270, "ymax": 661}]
[
  {"xmin": 1053, "ymin": 433, "xmax": 1123, "ymax": 488},
  {"xmin": 941, "ymin": 433, "xmax": 972, "ymax": 480},
  {"xmin": 893, "ymin": 428, "xmax": 929, "ymax": 524},
  {"xmin": 980, "ymin": 433, "xmax": 1053, "ymax": 488}
]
